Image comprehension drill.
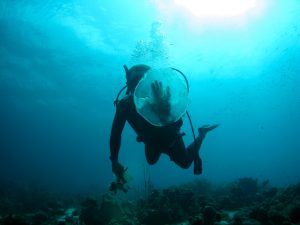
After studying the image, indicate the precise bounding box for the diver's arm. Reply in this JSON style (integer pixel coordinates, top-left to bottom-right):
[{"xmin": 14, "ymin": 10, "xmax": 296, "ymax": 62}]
[
  {"xmin": 110, "ymin": 102, "xmax": 128, "ymax": 181},
  {"xmin": 109, "ymin": 104, "xmax": 127, "ymax": 161}
]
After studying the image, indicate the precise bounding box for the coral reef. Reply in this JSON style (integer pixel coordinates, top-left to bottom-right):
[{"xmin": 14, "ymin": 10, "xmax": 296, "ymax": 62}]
[{"xmin": 1, "ymin": 178, "xmax": 300, "ymax": 225}]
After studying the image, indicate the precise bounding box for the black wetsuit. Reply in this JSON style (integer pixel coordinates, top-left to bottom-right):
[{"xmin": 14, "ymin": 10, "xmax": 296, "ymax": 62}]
[{"xmin": 110, "ymin": 95, "xmax": 197, "ymax": 169}]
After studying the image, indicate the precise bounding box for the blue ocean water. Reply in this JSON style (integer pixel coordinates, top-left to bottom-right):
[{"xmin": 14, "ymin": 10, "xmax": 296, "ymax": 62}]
[{"xmin": 0, "ymin": 0, "xmax": 299, "ymax": 194}]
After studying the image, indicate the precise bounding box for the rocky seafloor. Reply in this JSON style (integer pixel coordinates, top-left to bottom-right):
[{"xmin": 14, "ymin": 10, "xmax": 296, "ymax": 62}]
[{"xmin": 0, "ymin": 178, "xmax": 300, "ymax": 225}]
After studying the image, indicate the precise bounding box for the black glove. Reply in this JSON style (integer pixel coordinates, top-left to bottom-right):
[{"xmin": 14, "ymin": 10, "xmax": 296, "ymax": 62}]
[{"xmin": 111, "ymin": 160, "xmax": 127, "ymax": 183}]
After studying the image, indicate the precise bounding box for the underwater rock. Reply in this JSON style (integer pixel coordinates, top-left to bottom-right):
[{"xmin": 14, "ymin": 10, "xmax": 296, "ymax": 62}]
[
  {"xmin": 230, "ymin": 178, "xmax": 259, "ymax": 206},
  {"xmin": 225, "ymin": 177, "xmax": 281, "ymax": 209},
  {"xmin": 80, "ymin": 198, "xmax": 102, "ymax": 225},
  {"xmin": 79, "ymin": 194, "xmax": 130, "ymax": 225},
  {"xmin": 202, "ymin": 206, "xmax": 218, "ymax": 225},
  {"xmin": 189, "ymin": 214, "xmax": 203, "ymax": 225},
  {"xmin": 56, "ymin": 208, "xmax": 79, "ymax": 225},
  {"xmin": 99, "ymin": 197, "xmax": 124, "ymax": 224},
  {"xmin": 139, "ymin": 208, "xmax": 172, "ymax": 225},
  {"xmin": 46, "ymin": 200, "xmax": 65, "ymax": 216},
  {"xmin": 2, "ymin": 214, "xmax": 29, "ymax": 225},
  {"xmin": 249, "ymin": 207, "xmax": 269, "ymax": 224},
  {"xmin": 32, "ymin": 210, "xmax": 48, "ymax": 225},
  {"xmin": 203, "ymin": 206, "xmax": 221, "ymax": 225},
  {"xmin": 249, "ymin": 205, "xmax": 290, "ymax": 225},
  {"xmin": 219, "ymin": 196, "xmax": 235, "ymax": 210},
  {"xmin": 215, "ymin": 221, "xmax": 230, "ymax": 225},
  {"xmin": 108, "ymin": 216, "xmax": 138, "ymax": 225},
  {"xmin": 137, "ymin": 187, "xmax": 194, "ymax": 224},
  {"xmin": 268, "ymin": 210, "xmax": 289, "ymax": 225},
  {"xmin": 263, "ymin": 187, "xmax": 278, "ymax": 198},
  {"xmin": 237, "ymin": 178, "xmax": 258, "ymax": 195},
  {"xmin": 290, "ymin": 184, "xmax": 300, "ymax": 196},
  {"xmin": 246, "ymin": 182, "xmax": 300, "ymax": 225},
  {"xmin": 2, "ymin": 179, "xmax": 300, "ymax": 225},
  {"xmin": 231, "ymin": 213, "xmax": 244, "ymax": 225},
  {"xmin": 147, "ymin": 189, "xmax": 161, "ymax": 209},
  {"xmin": 56, "ymin": 218, "xmax": 66, "ymax": 225},
  {"xmin": 288, "ymin": 204, "xmax": 300, "ymax": 223},
  {"xmin": 240, "ymin": 220, "xmax": 261, "ymax": 225}
]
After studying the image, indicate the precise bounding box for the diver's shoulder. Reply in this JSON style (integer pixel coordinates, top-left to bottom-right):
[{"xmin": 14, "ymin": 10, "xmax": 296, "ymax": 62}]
[
  {"xmin": 168, "ymin": 118, "xmax": 183, "ymax": 129},
  {"xmin": 117, "ymin": 94, "xmax": 133, "ymax": 107}
]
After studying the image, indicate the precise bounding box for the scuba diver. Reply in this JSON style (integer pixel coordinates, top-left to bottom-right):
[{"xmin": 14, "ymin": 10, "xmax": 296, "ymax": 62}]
[{"xmin": 109, "ymin": 64, "xmax": 218, "ymax": 184}]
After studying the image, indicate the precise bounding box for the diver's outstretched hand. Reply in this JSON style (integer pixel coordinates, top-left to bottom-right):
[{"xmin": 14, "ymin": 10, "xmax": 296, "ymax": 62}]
[
  {"xmin": 111, "ymin": 160, "xmax": 127, "ymax": 183},
  {"xmin": 151, "ymin": 80, "xmax": 171, "ymax": 102},
  {"xmin": 198, "ymin": 124, "xmax": 219, "ymax": 138},
  {"xmin": 150, "ymin": 81, "xmax": 171, "ymax": 122}
]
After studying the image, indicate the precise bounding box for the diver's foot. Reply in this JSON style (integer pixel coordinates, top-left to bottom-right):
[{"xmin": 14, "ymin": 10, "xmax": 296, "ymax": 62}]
[
  {"xmin": 194, "ymin": 155, "xmax": 202, "ymax": 175},
  {"xmin": 198, "ymin": 124, "xmax": 219, "ymax": 138}
]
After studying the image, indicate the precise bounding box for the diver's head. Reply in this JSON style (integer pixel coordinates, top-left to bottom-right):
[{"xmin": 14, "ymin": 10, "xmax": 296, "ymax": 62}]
[{"xmin": 124, "ymin": 64, "xmax": 150, "ymax": 94}]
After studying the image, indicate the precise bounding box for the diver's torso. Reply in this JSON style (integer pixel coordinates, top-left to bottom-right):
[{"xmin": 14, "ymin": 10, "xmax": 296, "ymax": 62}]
[{"xmin": 118, "ymin": 95, "xmax": 183, "ymax": 147}]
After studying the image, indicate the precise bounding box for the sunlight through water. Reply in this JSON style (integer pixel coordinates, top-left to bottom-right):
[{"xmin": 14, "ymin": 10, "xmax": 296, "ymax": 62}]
[{"xmin": 174, "ymin": 0, "xmax": 258, "ymax": 17}]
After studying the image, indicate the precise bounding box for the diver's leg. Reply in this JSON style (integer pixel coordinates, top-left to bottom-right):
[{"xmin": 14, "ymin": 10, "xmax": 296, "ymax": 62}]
[
  {"xmin": 145, "ymin": 144, "xmax": 161, "ymax": 165},
  {"xmin": 186, "ymin": 125, "xmax": 219, "ymax": 152},
  {"xmin": 169, "ymin": 137, "xmax": 195, "ymax": 169},
  {"xmin": 190, "ymin": 124, "xmax": 219, "ymax": 174},
  {"xmin": 170, "ymin": 125, "xmax": 219, "ymax": 171},
  {"xmin": 187, "ymin": 124, "xmax": 219, "ymax": 155}
]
